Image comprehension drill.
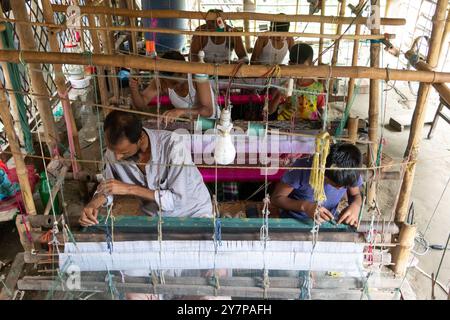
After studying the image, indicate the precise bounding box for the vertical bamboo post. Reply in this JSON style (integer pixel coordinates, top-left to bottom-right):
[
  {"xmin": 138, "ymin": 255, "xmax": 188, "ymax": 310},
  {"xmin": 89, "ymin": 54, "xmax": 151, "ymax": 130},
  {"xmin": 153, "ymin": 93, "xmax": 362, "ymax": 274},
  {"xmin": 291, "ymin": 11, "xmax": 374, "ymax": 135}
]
[
  {"xmin": 101, "ymin": 0, "xmax": 120, "ymax": 101},
  {"xmin": 0, "ymin": 85, "xmax": 37, "ymax": 216},
  {"xmin": 0, "ymin": 8, "xmax": 25, "ymax": 147},
  {"xmin": 390, "ymin": 223, "xmax": 417, "ymax": 275},
  {"xmin": 437, "ymin": 7, "xmax": 450, "ymax": 71},
  {"xmin": 395, "ymin": 0, "xmax": 448, "ymax": 223},
  {"xmin": 347, "ymin": 116, "xmax": 359, "ymax": 144},
  {"xmin": 41, "ymin": 0, "xmax": 89, "ymax": 201},
  {"xmin": 318, "ymin": 0, "xmax": 326, "ymax": 64},
  {"xmin": 10, "ymin": 0, "xmax": 59, "ymax": 155},
  {"xmin": 346, "ymin": 0, "xmax": 363, "ymax": 110},
  {"xmin": 328, "ymin": 0, "xmax": 346, "ymax": 94},
  {"xmin": 243, "ymin": 0, "xmax": 256, "ymax": 52},
  {"xmin": 85, "ymin": 0, "xmax": 110, "ymax": 114},
  {"xmin": 366, "ymin": 0, "xmax": 381, "ymax": 207},
  {"xmin": 126, "ymin": 0, "xmax": 138, "ymax": 56}
]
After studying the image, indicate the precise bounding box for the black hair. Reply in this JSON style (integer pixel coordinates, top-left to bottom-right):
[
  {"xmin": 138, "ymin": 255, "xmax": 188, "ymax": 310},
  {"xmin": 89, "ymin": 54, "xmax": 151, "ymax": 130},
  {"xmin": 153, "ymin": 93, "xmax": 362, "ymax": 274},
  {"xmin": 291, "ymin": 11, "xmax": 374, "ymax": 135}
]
[
  {"xmin": 160, "ymin": 51, "xmax": 186, "ymax": 76},
  {"xmin": 324, "ymin": 143, "xmax": 362, "ymax": 187},
  {"xmin": 289, "ymin": 43, "xmax": 314, "ymax": 64},
  {"xmin": 103, "ymin": 110, "xmax": 143, "ymax": 146},
  {"xmin": 207, "ymin": 8, "xmax": 223, "ymax": 13},
  {"xmin": 270, "ymin": 21, "xmax": 290, "ymax": 32}
]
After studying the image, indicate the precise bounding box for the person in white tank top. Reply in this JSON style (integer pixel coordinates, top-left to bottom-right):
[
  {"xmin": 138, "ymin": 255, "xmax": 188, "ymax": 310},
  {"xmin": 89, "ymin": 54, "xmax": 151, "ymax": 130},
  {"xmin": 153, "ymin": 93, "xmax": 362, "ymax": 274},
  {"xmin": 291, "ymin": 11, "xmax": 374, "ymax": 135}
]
[
  {"xmin": 130, "ymin": 51, "xmax": 218, "ymax": 125},
  {"xmin": 251, "ymin": 20, "xmax": 294, "ymax": 65},
  {"xmin": 189, "ymin": 9, "xmax": 248, "ymax": 64}
]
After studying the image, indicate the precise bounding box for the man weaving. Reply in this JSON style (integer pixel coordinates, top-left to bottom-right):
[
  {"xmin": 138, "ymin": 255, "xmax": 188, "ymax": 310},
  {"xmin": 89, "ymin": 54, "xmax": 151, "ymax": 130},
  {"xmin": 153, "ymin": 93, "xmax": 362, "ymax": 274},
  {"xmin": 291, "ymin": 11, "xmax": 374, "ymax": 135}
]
[{"xmin": 79, "ymin": 110, "xmax": 212, "ymax": 226}]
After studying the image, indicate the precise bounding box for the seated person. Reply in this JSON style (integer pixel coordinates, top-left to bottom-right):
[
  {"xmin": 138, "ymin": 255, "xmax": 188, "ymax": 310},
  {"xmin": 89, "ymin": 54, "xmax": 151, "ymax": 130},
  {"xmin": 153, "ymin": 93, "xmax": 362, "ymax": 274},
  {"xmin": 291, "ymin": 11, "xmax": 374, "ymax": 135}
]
[
  {"xmin": 79, "ymin": 110, "xmax": 212, "ymax": 227},
  {"xmin": 268, "ymin": 43, "xmax": 325, "ymax": 121},
  {"xmin": 271, "ymin": 143, "xmax": 363, "ymax": 226},
  {"xmin": 129, "ymin": 51, "xmax": 218, "ymax": 124},
  {"xmin": 189, "ymin": 9, "xmax": 248, "ymax": 64},
  {"xmin": 250, "ymin": 20, "xmax": 294, "ymax": 65}
]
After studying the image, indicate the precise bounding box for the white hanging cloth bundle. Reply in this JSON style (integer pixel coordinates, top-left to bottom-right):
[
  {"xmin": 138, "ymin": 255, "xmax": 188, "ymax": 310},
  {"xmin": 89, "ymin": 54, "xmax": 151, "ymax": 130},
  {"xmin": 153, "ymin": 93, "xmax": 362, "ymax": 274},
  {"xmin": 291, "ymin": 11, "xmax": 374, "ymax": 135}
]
[{"xmin": 60, "ymin": 240, "xmax": 365, "ymax": 272}]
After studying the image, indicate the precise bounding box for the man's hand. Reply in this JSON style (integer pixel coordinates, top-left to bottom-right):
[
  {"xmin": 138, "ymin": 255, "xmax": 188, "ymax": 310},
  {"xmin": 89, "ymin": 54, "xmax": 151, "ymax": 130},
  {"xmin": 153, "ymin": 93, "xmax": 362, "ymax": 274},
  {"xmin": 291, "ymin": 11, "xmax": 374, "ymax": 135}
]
[
  {"xmin": 129, "ymin": 77, "xmax": 139, "ymax": 91},
  {"xmin": 97, "ymin": 179, "xmax": 132, "ymax": 196},
  {"xmin": 162, "ymin": 109, "xmax": 186, "ymax": 126},
  {"xmin": 79, "ymin": 204, "xmax": 99, "ymax": 227},
  {"xmin": 337, "ymin": 204, "xmax": 360, "ymax": 226},
  {"xmin": 303, "ymin": 202, "xmax": 334, "ymax": 224}
]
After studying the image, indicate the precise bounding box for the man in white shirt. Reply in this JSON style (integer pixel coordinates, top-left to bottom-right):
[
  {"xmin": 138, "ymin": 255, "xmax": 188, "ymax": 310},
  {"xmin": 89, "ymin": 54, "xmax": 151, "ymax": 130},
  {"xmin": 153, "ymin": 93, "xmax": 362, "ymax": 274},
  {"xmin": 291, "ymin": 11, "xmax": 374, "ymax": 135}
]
[{"xmin": 79, "ymin": 110, "xmax": 212, "ymax": 226}]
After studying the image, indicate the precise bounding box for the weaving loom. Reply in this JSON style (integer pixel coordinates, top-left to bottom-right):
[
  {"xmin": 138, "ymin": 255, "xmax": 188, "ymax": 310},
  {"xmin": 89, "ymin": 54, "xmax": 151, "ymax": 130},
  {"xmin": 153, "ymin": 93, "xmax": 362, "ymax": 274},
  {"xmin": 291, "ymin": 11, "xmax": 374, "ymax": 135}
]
[{"xmin": 1, "ymin": 0, "xmax": 441, "ymax": 302}]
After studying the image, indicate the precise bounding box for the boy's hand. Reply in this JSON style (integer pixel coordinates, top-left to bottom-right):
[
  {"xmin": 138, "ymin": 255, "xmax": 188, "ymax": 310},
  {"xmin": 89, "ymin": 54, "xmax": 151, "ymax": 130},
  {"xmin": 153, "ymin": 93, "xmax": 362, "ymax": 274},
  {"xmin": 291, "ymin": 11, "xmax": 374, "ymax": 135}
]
[
  {"xmin": 304, "ymin": 202, "xmax": 334, "ymax": 224},
  {"xmin": 338, "ymin": 204, "xmax": 360, "ymax": 226}
]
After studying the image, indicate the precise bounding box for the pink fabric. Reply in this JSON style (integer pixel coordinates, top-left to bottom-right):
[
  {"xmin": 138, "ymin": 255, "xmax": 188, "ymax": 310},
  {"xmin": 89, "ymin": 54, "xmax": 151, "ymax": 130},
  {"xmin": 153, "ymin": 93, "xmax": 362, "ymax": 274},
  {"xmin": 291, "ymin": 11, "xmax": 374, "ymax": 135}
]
[
  {"xmin": 1, "ymin": 165, "xmax": 39, "ymax": 213},
  {"xmin": 149, "ymin": 94, "xmax": 272, "ymax": 107},
  {"xmin": 199, "ymin": 167, "xmax": 286, "ymax": 183}
]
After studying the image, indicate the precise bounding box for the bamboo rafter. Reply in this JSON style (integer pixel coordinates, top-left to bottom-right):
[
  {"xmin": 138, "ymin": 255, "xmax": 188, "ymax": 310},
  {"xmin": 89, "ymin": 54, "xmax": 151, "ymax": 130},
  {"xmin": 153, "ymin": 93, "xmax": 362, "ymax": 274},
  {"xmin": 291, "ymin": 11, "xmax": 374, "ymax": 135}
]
[
  {"xmin": 0, "ymin": 17, "xmax": 396, "ymax": 40},
  {"xmin": 0, "ymin": 49, "xmax": 449, "ymax": 83},
  {"xmin": 50, "ymin": 5, "xmax": 406, "ymax": 26}
]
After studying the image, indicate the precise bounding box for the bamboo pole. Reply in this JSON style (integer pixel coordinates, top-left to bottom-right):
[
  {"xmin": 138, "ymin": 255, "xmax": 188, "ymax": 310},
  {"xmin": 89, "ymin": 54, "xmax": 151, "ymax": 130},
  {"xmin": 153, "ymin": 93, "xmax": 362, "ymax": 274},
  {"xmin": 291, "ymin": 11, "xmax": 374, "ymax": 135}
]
[
  {"xmin": 395, "ymin": 0, "xmax": 448, "ymax": 223},
  {"xmin": 10, "ymin": 1, "xmax": 59, "ymax": 155},
  {"xmin": 99, "ymin": 3, "xmax": 119, "ymax": 101},
  {"xmin": 366, "ymin": 0, "xmax": 381, "ymax": 207},
  {"xmin": 329, "ymin": 0, "xmax": 347, "ymax": 94},
  {"xmin": 346, "ymin": 0, "xmax": 363, "ymax": 110},
  {"xmin": 318, "ymin": 0, "xmax": 326, "ymax": 65},
  {"xmin": 126, "ymin": 0, "xmax": 138, "ymax": 56},
  {"xmin": 41, "ymin": 0, "xmax": 88, "ymax": 202},
  {"xmin": 390, "ymin": 223, "xmax": 416, "ymax": 275},
  {"xmin": 50, "ymin": 4, "xmax": 406, "ymax": 26},
  {"xmin": 0, "ymin": 84, "xmax": 37, "ymax": 216},
  {"xmin": 243, "ymin": 0, "xmax": 256, "ymax": 52},
  {"xmin": 347, "ymin": 116, "xmax": 359, "ymax": 144},
  {"xmin": 405, "ymin": 50, "xmax": 450, "ymax": 105},
  {"xmin": 85, "ymin": 0, "xmax": 110, "ymax": 115},
  {"xmin": 1, "ymin": 49, "xmax": 450, "ymax": 82},
  {"xmin": 0, "ymin": 8, "xmax": 25, "ymax": 147},
  {"xmin": 0, "ymin": 17, "xmax": 397, "ymax": 40}
]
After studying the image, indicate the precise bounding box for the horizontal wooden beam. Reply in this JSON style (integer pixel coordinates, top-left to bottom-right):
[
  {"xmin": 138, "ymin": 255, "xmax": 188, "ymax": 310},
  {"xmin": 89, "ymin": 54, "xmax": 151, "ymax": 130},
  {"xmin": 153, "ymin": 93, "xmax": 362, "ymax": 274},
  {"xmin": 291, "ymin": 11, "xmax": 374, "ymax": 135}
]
[
  {"xmin": 0, "ymin": 17, "xmax": 395, "ymax": 40},
  {"xmin": 0, "ymin": 50, "xmax": 449, "ymax": 82},
  {"xmin": 26, "ymin": 215, "xmax": 400, "ymax": 234},
  {"xmin": 31, "ymin": 230, "xmax": 365, "ymax": 243},
  {"xmin": 51, "ymin": 5, "xmax": 406, "ymax": 26},
  {"xmin": 17, "ymin": 277, "xmax": 399, "ymax": 299}
]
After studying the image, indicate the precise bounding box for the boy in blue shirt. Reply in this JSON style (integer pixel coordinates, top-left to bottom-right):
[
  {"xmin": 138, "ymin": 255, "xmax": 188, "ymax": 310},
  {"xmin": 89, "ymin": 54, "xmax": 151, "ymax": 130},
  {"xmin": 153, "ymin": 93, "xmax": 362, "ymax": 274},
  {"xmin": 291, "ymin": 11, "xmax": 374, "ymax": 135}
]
[{"xmin": 272, "ymin": 143, "xmax": 363, "ymax": 226}]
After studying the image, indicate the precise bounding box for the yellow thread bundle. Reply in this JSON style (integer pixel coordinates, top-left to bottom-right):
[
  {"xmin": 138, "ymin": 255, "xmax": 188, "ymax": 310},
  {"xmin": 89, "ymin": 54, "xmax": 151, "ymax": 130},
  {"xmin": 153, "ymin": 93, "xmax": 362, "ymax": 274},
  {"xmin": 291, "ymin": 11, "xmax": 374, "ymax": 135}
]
[{"xmin": 309, "ymin": 131, "xmax": 330, "ymax": 202}]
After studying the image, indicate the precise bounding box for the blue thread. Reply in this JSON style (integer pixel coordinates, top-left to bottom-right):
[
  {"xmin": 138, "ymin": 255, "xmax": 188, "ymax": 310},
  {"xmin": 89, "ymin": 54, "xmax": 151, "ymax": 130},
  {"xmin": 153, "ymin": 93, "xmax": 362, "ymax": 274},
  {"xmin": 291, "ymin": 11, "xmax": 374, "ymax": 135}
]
[
  {"xmin": 105, "ymin": 224, "xmax": 113, "ymax": 254},
  {"xmin": 214, "ymin": 218, "xmax": 222, "ymax": 246}
]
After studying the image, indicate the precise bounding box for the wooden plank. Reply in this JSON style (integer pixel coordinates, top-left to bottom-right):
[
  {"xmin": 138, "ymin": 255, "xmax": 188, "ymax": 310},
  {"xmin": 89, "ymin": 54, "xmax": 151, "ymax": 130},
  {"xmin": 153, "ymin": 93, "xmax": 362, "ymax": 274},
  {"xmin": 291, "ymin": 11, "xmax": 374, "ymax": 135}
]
[
  {"xmin": 22, "ymin": 273, "xmax": 402, "ymax": 290},
  {"xmin": 31, "ymin": 231, "xmax": 364, "ymax": 243},
  {"xmin": 0, "ymin": 253, "xmax": 25, "ymax": 300},
  {"xmin": 27, "ymin": 215, "xmax": 399, "ymax": 234},
  {"xmin": 17, "ymin": 278, "xmax": 398, "ymax": 300}
]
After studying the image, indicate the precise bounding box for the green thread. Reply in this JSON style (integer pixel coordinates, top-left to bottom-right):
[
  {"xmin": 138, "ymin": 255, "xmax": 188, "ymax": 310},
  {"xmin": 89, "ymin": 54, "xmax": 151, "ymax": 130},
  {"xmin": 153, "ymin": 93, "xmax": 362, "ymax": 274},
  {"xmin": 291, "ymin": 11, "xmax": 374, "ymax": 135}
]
[{"xmin": 0, "ymin": 22, "xmax": 34, "ymax": 154}]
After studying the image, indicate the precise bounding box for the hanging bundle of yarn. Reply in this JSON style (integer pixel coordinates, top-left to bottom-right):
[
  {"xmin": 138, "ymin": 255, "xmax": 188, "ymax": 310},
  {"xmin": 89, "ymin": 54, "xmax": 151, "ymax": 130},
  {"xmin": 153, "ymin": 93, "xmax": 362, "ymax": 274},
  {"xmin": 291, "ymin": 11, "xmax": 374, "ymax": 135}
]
[{"xmin": 309, "ymin": 131, "xmax": 330, "ymax": 202}]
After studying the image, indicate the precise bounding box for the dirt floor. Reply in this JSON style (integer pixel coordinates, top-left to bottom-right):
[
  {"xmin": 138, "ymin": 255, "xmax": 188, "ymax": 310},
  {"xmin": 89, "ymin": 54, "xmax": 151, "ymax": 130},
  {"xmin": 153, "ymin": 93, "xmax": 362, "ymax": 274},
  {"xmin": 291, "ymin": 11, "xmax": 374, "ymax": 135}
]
[{"xmin": 1, "ymin": 81, "xmax": 449, "ymax": 300}]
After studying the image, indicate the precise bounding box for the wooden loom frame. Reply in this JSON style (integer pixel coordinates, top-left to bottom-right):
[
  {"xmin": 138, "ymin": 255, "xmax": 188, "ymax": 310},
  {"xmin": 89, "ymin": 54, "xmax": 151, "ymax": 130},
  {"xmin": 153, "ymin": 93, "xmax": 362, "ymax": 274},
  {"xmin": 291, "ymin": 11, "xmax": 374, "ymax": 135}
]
[{"xmin": 0, "ymin": 0, "xmax": 448, "ymax": 300}]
